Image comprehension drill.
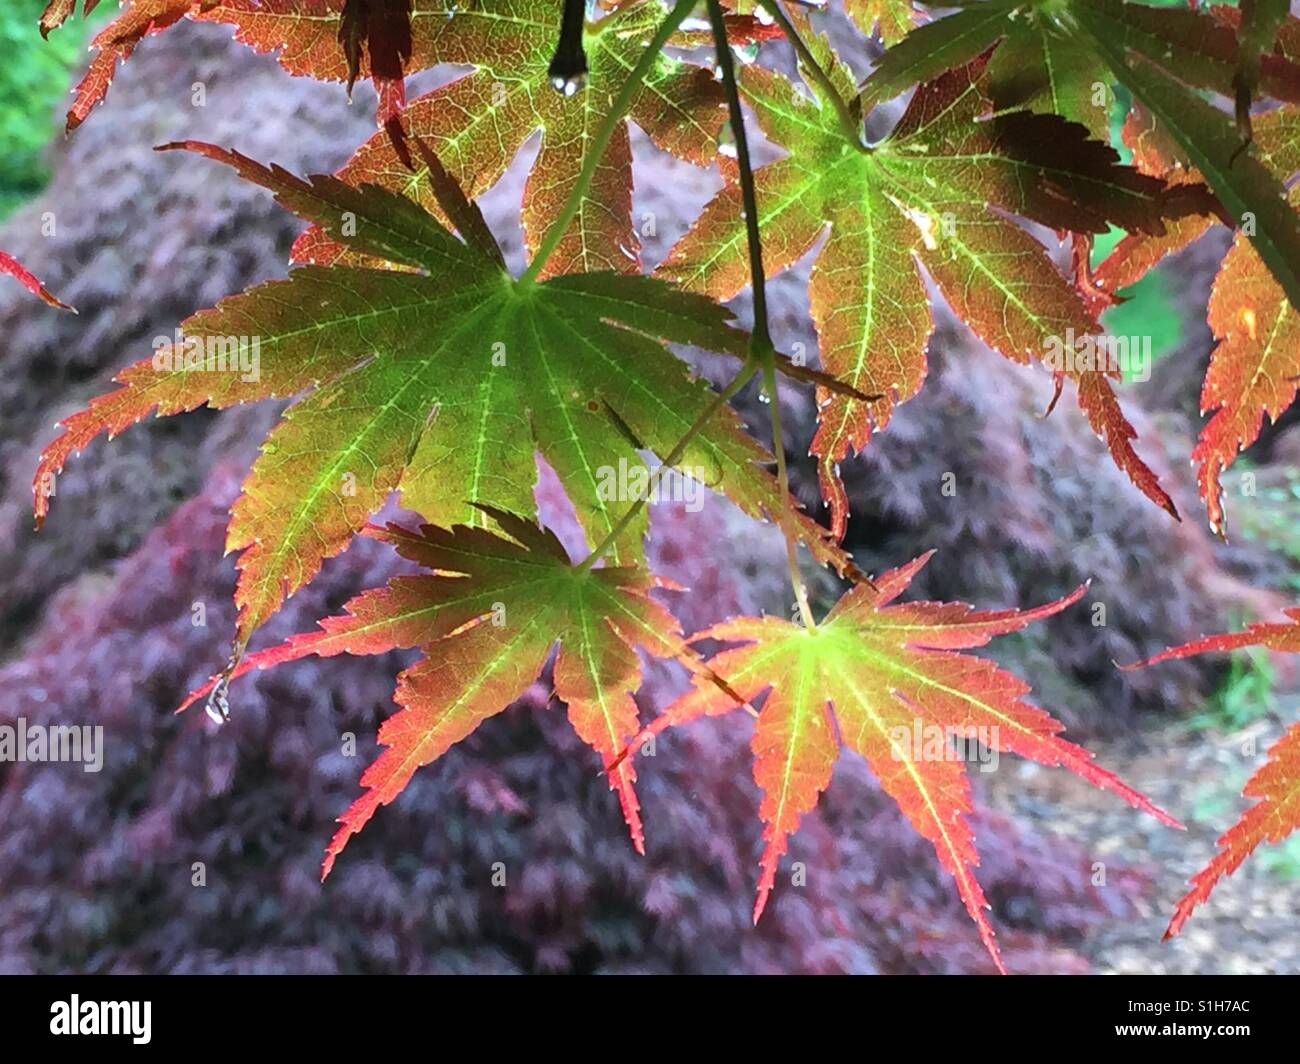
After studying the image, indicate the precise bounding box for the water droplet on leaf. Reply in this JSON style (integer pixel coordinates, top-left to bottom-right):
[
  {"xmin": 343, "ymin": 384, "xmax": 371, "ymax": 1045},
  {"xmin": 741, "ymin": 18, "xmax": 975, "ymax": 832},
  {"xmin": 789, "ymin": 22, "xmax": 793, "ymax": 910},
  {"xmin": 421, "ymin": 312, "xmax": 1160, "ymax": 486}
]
[{"xmin": 551, "ymin": 74, "xmax": 586, "ymax": 97}]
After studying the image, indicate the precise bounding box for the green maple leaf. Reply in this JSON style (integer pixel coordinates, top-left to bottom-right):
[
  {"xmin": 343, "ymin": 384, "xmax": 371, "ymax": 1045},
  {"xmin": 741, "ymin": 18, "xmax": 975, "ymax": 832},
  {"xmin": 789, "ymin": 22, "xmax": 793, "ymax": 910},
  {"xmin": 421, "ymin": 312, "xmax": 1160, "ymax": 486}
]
[
  {"xmin": 841, "ymin": 0, "xmax": 924, "ymax": 43},
  {"xmin": 625, "ymin": 551, "xmax": 1180, "ymax": 972},
  {"xmin": 34, "ymin": 141, "xmax": 854, "ymax": 644},
  {"xmin": 862, "ymin": 0, "xmax": 1300, "ymax": 312},
  {"xmin": 1233, "ymin": 0, "xmax": 1292, "ymax": 139},
  {"xmin": 659, "ymin": 33, "xmax": 1195, "ymax": 537},
  {"xmin": 290, "ymin": 0, "xmax": 728, "ymax": 277},
  {"xmin": 863, "ymin": 0, "xmax": 1300, "ymax": 139},
  {"xmin": 180, "ymin": 507, "xmax": 710, "ymax": 870}
]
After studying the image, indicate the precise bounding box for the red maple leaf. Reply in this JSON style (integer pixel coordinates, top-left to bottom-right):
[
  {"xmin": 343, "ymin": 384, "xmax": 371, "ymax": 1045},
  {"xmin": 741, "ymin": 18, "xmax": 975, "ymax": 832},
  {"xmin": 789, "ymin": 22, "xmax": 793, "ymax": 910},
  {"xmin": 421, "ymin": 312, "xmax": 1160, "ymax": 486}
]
[{"xmin": 1125, "ymin": 609, "xmax": 1300, "ymax": 936}]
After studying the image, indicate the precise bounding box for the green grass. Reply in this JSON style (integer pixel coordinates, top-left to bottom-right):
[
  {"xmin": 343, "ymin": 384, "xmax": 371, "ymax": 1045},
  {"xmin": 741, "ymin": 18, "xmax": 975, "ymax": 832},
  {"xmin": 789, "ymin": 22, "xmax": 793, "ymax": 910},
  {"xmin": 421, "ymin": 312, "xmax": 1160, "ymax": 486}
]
[
  {"xmin": 1099, "ymin": 267, "xmax": 1184, "ymax": 377},
  {"xmin": 0, "ymin": 1, "xmax": 107, "ymax": 219},
  {"xmin": 1089, "ymin": 82, "xmax": 1186, "ymax": 382},
  {"xmin": 1088, "ymin": 221, "xmax": 1184, "ymax": 383},
  {"xmin": 1258, "ymin": 836, "xmax": 1300, "ymax": 880},
  {"xmin": 1191, "ymin": 634, "xmax": 1277, "ymax": 735},
  {"xmin": 1233, "ymin": 465, "xmax": 1300, "ymax": 593}
]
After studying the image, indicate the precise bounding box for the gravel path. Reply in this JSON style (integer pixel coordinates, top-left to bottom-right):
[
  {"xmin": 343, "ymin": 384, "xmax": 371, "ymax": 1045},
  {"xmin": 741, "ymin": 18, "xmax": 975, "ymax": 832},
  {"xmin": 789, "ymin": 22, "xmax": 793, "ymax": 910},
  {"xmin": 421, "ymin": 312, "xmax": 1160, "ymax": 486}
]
[{"xmin": 979, "ymin": 701, "xmax": 1300, "ymax": 974}]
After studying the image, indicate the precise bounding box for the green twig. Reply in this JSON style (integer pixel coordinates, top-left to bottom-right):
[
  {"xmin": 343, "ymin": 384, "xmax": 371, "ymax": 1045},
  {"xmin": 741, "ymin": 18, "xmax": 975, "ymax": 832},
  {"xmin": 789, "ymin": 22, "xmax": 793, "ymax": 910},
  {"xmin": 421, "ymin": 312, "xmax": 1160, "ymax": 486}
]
[
  {"xmin": 763, "ymin": 356, "xmax": 816, "ymax": 631},
  {"xmin": 709, "ymin": 0, "xmax": 816, "ymax": 630},
  {"xmin": 710, "ymin": 0, "xmax": 774, "ymax": 355}
]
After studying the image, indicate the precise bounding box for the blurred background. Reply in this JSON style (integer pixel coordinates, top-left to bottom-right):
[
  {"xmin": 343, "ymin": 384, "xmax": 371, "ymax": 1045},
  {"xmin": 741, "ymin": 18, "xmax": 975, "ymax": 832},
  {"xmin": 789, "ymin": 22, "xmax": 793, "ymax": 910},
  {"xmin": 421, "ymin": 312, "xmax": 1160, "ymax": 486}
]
[{"xmin": 1, "ymin": 0, "xmax": 1298, "ymax": 974}]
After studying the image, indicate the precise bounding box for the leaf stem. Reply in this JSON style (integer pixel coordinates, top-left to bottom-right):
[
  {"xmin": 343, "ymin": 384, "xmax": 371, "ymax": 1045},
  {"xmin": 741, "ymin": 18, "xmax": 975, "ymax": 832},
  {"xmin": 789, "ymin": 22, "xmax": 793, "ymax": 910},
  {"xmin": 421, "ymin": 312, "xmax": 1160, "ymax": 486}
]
[
  {"xmin": 709, "ymin": 0, "xmax": 816, "ymax": 630},
  {"xmin": 758, "ymin": 0, "xmax": 866, "ymax": 152},
  {"xmin": 764, "ymin": 356, "xmax": 817, "ymax": 630},
  {"xmin": 519, "ymin": 0, "xmax": 697, "ymax": 286},
  {"xmin": 578, "ymin": 354, "xmax": 761, "ymax": 573},
  {"xmin": 709, "ymin": 0, "xmax": 773, "ymax": 355}
]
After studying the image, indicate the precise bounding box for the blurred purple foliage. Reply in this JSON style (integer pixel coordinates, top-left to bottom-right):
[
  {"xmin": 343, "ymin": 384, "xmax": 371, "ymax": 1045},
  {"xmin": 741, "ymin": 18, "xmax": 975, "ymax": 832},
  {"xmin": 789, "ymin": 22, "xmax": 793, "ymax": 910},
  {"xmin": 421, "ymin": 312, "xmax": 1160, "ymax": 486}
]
[{"xmin": 0, "ymin": 468, "xmax": 1147, "ymax": 973}]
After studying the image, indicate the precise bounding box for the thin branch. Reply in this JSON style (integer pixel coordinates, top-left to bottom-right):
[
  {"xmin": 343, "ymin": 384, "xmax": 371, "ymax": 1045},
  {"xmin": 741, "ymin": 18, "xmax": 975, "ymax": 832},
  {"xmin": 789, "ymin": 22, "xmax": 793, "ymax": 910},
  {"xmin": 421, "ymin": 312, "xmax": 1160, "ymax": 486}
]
[
  {"xmin": 709, "ymin": 0, "xmax": 773, "ymax": 356},
  {"xmin": 709, "ymin": 0, "xmax": 816, "ymax": 630},
  {"xmin": 763, "ymin": 356, "xmax": 817, "ymax": 630}
]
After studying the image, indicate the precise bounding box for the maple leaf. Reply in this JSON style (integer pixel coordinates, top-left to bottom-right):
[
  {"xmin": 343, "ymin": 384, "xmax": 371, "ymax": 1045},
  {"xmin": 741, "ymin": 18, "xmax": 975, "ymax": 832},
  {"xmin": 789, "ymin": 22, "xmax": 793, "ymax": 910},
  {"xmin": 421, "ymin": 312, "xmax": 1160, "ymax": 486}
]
[
  {"xmin": 1233, "ymin": 0, "xmax": 1291, "ymax": 140},
  {"xmin": 1098, "ymin": 106, "xmax": 1300, "ymax": 536},
  {"xmin": 622, "ymin": 551, "xmax": 1180, "ymax": 972},
  {"xmin": 179, "ymin": 508, "xmax": 702, "ymax": 872},
  {"xmin": 0, "ymin": 250, "xmax": 75, "ymax": 312},
  {"xmin": 33, "ymin": 141, "xmax": 855, "ymax": 645},
  {"xmin": 51, "ymin": 1, "xmax": 193, "ymax": 130},
  {"xmin": 862, "ymin": 0, "xmax": 1300, "ymax": 141},
  {"xmin": 726, "ymin": 0, "xmax": 921, "ymax": 45},
  {"xmin": 47, "ymin": 0, "xmax": 419, "ymax": 130},
  {"xmin": 1093, "ymin": 104, "xmax": 1219, "ymax": 294},
  {"xmin": 658, "ymin": 39, "xmax": 1194, "ymax": 538},
  {"xmin": 1124, "ymin": 611, "xmax": 1300, "ymax": 937},
  {"xmin": 39, "ymin": 0, "xmax": 87, "ymax": 39},
  {"xmin": 1196, "ymin": 210, "xmax": 1300, "ymax": 536},
  {"xmin": 45, "ymin": 0, "xmax": 723, "ymax": 268},
  {"xmin": 865, "ymin": 2, "xmax": 1300, "ymax": 312},
  {"xmin": 210, "ymin": 0, "xmax": 422, "ymax": 126},
  {"xmin": 291, "ymin": 0, "xmax": 726, "ymax": 278},
  {"xmin": 842, "ymin": 0, "xmax": 923, "ymax": 44},
  {"xmin": 46, "ymin": 0, "xmax": 216, "ymax": 131},
  {"xmin": 337, "ymin": 0, "xmax": 414, "ymax": 123}
]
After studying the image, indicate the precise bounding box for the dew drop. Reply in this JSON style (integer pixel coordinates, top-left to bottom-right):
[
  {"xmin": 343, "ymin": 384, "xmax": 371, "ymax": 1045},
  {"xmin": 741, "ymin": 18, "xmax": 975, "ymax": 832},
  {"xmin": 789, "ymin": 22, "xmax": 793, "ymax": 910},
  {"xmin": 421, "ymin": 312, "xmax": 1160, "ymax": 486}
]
[
  {"xmin": 205, "ymin": 677, "xmax": 231, "ymax": 726},
  {"xmin": 203, "ymin": 637, "xmax": 247, "ymax": 725},
  {"xmin": 551, "ymin": 74, "xmax": 586, "ymax": 97}
]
